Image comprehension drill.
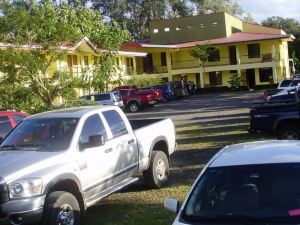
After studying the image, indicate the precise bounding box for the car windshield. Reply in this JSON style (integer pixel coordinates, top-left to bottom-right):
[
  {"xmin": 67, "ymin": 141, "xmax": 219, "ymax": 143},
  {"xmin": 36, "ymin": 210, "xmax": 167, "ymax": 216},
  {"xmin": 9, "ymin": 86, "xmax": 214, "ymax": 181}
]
[
  {"xmin": 290, "ymin": 79, "xmax": 300, "ymax": 87},
  {"xmin": 182, "ymin": 163, "xmax": 300, "ymax": 224},
  {"xmin": 0, "ymin": 118, "xmax": 78, "ymax": 151},
  {"xmin": 280, "ymin": 80, "xmax": 292, "ymax": 87}
]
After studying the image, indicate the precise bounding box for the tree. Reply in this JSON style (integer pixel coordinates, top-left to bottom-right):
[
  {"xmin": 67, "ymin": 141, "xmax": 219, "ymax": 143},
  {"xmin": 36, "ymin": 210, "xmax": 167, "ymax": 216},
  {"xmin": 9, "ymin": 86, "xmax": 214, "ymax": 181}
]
[
  {"xmin": 191, "ymin": 0, "xmax": 243, "ymax": 16},
  {"xmin": 228, "ymin": 73, "xmax": 242, "ymax": 91},
  {"xmin": 190, "ymin": 44, "xmax": 218, "ymax": 86},
  {"xmin": 0, "ymin": 0, "xmax": 129, "ymax": 112},
  {"xmin": 262, "ymin": 16, "xmax": 300, "ymax": 73}
]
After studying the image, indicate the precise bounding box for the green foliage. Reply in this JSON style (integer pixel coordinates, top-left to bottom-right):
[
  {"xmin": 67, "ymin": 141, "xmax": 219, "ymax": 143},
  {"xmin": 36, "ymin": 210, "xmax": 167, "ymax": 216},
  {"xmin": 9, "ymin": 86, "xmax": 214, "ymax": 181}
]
[
  {"xmin": 123, "ymin": 75, "xmax": 162, "ymax": 88},
  {"xmin": 0, "ymin": 0, "xmax": 129, "ymax": 113},
  {"xmin": 228, "ymin": 73, "xmax": 242, "ymax": 91},
  {"xmin": 192, "ymin": 0, "xmax": 243, "ymax": 16},
  {"xmin": 54, "ymin": 99, "xmax": 99, "ymax": 110},
  {"xmin": 190, "ymin": 44, "xmax": 217, "ymax": 67}
]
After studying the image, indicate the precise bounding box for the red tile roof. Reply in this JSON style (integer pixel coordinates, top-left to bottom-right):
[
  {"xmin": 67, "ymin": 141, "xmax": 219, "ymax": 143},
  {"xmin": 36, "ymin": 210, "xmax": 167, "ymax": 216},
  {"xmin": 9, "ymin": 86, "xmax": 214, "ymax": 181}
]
[{"xmin": 123, "ymin": 32, "xmax": 293, "ymax": 49}]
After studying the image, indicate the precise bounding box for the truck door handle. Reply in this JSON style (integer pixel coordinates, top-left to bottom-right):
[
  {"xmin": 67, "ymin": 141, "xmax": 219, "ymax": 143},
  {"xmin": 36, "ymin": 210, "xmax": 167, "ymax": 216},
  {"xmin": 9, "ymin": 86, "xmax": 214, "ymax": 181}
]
[
  {"xmin": 128, "ymin": 139, "xmax": 135, "ymax": 144},
  {"xmin": 105, "ymin": 148, "xmax": 113, "ymax": 153}
]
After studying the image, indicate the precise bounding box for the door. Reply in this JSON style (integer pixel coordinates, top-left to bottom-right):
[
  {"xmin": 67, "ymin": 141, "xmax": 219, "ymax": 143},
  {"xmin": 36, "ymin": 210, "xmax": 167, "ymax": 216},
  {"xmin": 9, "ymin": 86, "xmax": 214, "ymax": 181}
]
[
  {"xmin": 102, "ymin": 110, "xmax": 139, "ymax": 184},
  {"xmin": 78, "ymin": 113, "xmax": 116, "ymax": 195},
  {"xmin": 143, "ymin": 53, "xmax": 153, "ymax": 73},
  {"xmin": 246, "ymin": 69, "xmax": 256, "ymax": 89},
  {"xmin": 229, "ymin": 46, "xmax": 237, "ymax": 65}
]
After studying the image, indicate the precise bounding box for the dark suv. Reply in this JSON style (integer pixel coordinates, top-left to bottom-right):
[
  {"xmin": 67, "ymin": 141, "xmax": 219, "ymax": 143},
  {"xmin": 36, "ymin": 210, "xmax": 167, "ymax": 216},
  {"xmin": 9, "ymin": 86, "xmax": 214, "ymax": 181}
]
[{"xmin": 0, "ymin": 109, "xmax": 29, "ymax": 138}]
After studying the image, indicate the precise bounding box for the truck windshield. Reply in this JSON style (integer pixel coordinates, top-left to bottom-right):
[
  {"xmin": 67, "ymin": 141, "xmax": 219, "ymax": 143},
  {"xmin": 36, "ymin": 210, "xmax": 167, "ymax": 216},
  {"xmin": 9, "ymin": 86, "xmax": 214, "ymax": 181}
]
[
  {"xmin": 182, "ymin": 163, "xmax": 300, "ymax": 224},
  {"xmin": 1, "ymin": 118, "xmax": 78, "ymax": 151}
]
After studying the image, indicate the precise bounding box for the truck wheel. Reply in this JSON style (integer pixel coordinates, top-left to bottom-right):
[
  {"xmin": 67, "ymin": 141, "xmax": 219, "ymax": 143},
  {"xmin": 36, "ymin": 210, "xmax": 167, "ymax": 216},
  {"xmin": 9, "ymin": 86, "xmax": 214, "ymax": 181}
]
[
  {"xmin": 277, "ymin": 126, "xmax": 300, "ymax": 140},
  {"xmin": 41, "ymin": 191, "xmax": 80, "ymax": 225},
  {"xmin": 143, "ymin": 151, "xmax": 169, "ymax": 188},
  {"xmin": 128, "ymin": 102, "xmax": 139, "ymax": 113}
]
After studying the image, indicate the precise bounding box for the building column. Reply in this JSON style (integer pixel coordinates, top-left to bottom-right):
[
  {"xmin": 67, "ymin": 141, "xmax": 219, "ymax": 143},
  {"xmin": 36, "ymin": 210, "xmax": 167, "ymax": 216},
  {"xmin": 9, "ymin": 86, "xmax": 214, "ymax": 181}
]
[
  {"xmin": 236, "ymin": 45, "xmax": 240, "ymax": 65},
  {"xmin": 133, "ymin": 57, "xmax": 137, "ymax": 75},
  {"xmin": 200, "ymin": 70, "xmax": 205, "ymax": 88},
  {"xmin": 272, "ymin": 66, "xmax": 277, "ymax": 83},
  {"xmin": 166, "ymin": 51, "xmax": 173, "ymax": 81},
  {"xmin": 272, "ymin": 45, "xmax": 276, "ymax": 61}
]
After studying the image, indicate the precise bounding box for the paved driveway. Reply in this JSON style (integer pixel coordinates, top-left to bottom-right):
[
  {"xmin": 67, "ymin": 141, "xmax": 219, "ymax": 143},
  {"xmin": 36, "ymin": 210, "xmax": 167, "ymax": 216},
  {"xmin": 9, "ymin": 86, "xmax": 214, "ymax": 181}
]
[{"xmin": 127, "ymin": 91, "xmax": 270, "ymax": 183}]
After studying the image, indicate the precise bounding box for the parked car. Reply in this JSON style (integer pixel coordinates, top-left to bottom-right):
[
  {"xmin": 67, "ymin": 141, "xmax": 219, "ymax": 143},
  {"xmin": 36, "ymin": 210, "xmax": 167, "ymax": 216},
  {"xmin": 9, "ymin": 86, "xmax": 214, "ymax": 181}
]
[
  {"xmin": 186, "ymin": 81, "xmax": 196, "ymax": 96},
  {"xmin": 169, "ymin": 81, "xmax": 188, "ymax": 99},
  {"xmin": 250, "ymin": 86, "xmax": 300, "ymax": 139},
  {"xmin": 154, "ymin": 84, "xmax": 175, "ymax": 101},
  {"xmin": 267, "ymin": 87, "xmax": 296, "ymax": 102},
  {"xmin": 164, "ymin": 140, "xmax": 300, "ymax": 225},
  {"xmin": 263, "ymin": 77, "xmax": 297, "ymax": 101},
  {"xmin": 118, "ymin": 89, "xmax": 156, "ymax": 112},
  {"xmin": 0, "ymin": 108, "xmax": 29, "ymax": 139},
  {"xmin": 0, "ymin": 106, "xmax": 176, "ymax": 225},
  {"xmin": 111, "ymin": 85, "xmax": 137, "ymax": 91},
  {"xmin": 277, "ymin": 78, "xmax": 293, "ymax": 90},
  {"xmin": 135, "ymin": 87, "xmax": 164, "ymax": 102},
  {"xmin": 80, "ymin": 92, "xmax": 124, "ymax": 108}
]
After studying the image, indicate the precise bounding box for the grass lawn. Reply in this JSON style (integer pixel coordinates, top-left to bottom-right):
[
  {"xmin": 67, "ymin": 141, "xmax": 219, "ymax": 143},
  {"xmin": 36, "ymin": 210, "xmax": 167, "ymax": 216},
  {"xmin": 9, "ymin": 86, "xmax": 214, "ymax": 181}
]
[{"xmin": 84, "ymin": 93, "xmax": 272, "ymax": 225}]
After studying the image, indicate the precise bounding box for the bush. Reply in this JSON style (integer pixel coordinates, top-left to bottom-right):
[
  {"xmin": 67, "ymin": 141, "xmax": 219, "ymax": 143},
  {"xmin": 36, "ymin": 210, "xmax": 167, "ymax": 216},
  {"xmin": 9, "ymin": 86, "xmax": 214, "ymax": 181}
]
[
  {"xmin": 53, "ymin": 100, "xmax": 99, "ymax": 110},
  {"xmin": 124, "ymin": 75, "xmax": 162, "ymax": 88},
  {"xmin": 228, "ymin": 74, "xmax": 242, "ymax": 91}
]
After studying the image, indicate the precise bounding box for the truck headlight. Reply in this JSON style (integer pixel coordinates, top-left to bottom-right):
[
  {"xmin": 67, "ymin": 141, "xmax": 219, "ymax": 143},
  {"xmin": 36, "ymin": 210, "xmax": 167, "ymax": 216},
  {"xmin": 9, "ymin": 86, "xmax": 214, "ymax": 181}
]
[{"xmin": 8, "ymin": 178, "xmax": 43, "ymax": 199}]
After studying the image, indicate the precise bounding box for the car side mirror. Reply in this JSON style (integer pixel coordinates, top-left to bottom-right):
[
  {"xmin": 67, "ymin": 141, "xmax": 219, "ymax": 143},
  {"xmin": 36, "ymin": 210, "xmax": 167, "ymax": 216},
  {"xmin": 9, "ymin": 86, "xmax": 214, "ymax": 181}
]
[
  {"xmin": 0, "ymin": 137, "xmax": 3, "ymax": 144},
  {"xmin": 164, "ymin": 198, "xmax": 180, "ymax": 214},
  {"xmin": 79, "ymin": 135, "xmax": 105, "ymax": 150},
  {"xmin": 89, "ymin": 135, "xmax": 105, "ymax": 147}
]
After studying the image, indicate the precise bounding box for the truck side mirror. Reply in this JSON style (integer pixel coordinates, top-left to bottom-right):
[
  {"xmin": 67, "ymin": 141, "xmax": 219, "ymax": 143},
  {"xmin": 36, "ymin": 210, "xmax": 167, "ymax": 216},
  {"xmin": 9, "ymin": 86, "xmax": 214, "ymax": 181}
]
[{"xmin": 89, "ymin": 135, "xmax": 105, "ymax": 147}]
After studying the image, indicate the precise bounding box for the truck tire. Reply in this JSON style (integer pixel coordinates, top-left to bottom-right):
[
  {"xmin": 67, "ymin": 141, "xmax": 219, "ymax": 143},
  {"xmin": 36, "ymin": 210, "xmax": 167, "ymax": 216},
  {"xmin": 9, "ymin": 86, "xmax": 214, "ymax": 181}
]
[
  {"xmin": 277, "ymin": 126, "xmax": 300, "ymax": 140},
  {"xmin": 128, "ymin": 102, "xmax": 139, "ymax": 113},
  {"xmin": 143, "ymin": 151, "xmax": 169, "ymax": 188},
  {"xmin": 41, "ymin": 191, "xmax": 80, "ymax": 225}
]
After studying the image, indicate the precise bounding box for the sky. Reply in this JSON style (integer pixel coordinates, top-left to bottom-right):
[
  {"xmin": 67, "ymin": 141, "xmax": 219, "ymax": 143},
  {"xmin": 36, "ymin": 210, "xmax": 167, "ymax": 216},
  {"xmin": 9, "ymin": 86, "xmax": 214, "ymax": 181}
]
[{"xmin": 238, "ymin": 0, "xmax": 300, "ymax": 23}]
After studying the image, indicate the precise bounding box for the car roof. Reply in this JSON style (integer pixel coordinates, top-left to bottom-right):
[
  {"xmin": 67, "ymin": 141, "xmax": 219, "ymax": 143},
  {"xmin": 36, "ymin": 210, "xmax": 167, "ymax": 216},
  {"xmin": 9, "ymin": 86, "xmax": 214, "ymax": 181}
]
[
  {"xmin": 29, "ymin": 106, "xmax": 115, "ymax": 119},
  {"xmin": 210, "ymin": 141, "xmax": 300, "ymax": 167}
]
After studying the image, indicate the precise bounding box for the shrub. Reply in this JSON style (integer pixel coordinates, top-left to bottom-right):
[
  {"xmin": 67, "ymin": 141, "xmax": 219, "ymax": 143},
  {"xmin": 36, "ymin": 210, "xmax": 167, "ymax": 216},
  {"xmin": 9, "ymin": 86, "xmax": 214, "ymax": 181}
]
[
  {"xmin": 123, "ymin": 75, "xmax": 162, "ymax": 88},
  {"xmin": 228, "ymin": 74, "xmax": 242, "ymax": 91}
]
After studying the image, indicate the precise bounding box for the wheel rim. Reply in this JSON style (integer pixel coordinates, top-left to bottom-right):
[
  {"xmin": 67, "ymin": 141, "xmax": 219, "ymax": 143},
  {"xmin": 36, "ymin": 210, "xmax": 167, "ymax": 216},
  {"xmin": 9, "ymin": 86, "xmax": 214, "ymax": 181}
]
[
  {"xmin": 57, "ymin": 204, "xmax": 75, "ymax": 225},
  {"xmin": 130, "ymin": 103, "xmax": 138, "ymax": 112},
  {"xmin": 282, "ymin": 130, "xmax": 299, "ymax": 140},
  {"xmin": 156, "ymin": 159, "xmax": 166, "ymax": 180}
]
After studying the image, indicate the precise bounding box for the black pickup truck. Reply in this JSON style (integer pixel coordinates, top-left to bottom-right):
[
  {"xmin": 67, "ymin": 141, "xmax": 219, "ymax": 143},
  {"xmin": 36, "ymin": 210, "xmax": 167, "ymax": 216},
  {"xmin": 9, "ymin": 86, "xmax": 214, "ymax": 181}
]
[{"xmin": 249, "ymin": 89, "xmax": 300, "ymax": 140}]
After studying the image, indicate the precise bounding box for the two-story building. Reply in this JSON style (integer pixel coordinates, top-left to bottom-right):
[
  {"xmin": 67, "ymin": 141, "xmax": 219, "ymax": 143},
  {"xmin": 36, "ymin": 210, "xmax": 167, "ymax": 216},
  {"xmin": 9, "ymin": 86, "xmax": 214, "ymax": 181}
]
[{"xmin": 121, "ymin": 12, "xmax": 294, "ymax": 89}]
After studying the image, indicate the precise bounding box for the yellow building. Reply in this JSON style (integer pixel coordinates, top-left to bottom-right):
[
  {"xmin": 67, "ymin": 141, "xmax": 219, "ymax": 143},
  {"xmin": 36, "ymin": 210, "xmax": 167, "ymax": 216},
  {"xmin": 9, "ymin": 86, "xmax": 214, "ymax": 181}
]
[{"xmin": 121, "ymin": 12, "xmax": 294, "ymax": 89}]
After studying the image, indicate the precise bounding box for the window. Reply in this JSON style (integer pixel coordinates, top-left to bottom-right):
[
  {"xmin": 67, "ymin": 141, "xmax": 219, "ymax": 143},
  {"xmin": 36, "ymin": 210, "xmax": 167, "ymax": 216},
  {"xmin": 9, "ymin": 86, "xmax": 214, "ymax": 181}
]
[
  {"xmin": 161, "ymin": 52, "xmax": 167, "ymax": 66},
  {"xmin": 83, "ymin": 56, "xmax": 89, "ymax": 66},
  {"xmin": 259, "ymin": 68, "xmax": 273, "ymax": 82},
  {"xmin": 153, "ymin": 29, "xmax": 159, "ymax": 33},
  {"xmin": 208, "ymin": 49, "xmax": 220, "ymax": 62},
  {"xmin": 230, "ymin": 70, "xmax": 238, "ymax": 74},
  {"xmin": 188, "ymin": 25, "xmax": 193, "ymax": 30},
  {"xmin": 248, "ymin": 44, "xmax": 260, "ymax": 58},
  {"xmin": 176, "ymin": 27, "xmax": 181, "ymax": 31},
  {"xmin": 67, "ymin": 55, "xmax": 78, "ymax": 67},
  {"xmin": 80, "ymin": 114, "xmax": 107, "ymax": 144},
  {"xmin": 209, "ymin": 71, "xmax": 222, "ymax": 86},
  {"xmin": 102, "ymin": 110, "xmax": 128, "ymax": 138},
  {"xmin": 0, "ymin": 116, "xmax": 12, "ymax": 137},
  {"xmin": 126, "ymin": 58, "xmax": 134, "ymax": 67},
  {"xmin": 95, "ymin": 94, "xmax": 110, "ymax": 101},
  {"xmin": 232, "ymin": 27, "xmax": 242, "ymax": 33},
  {"xmin": 12, "ymin": 115, "xmax": 27, "ymax": 125},
  {"xmin": 164, "ymin": 27, "xmax": 170, "ymax": 32}
]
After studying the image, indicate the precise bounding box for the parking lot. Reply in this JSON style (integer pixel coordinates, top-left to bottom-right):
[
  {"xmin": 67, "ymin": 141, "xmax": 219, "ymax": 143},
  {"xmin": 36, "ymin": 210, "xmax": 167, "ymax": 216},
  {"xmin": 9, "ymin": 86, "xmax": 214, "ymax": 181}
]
[{"xmin": 84, "ymin": 91, "xmax": 272, "ymax": 225}]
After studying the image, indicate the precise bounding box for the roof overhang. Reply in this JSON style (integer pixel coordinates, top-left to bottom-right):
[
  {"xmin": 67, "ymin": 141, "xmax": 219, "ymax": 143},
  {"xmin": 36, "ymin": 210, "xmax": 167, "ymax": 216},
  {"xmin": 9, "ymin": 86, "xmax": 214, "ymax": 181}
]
[{"xmin": 117, "ymin": 51, "xmax": 147, "ymax": 57}]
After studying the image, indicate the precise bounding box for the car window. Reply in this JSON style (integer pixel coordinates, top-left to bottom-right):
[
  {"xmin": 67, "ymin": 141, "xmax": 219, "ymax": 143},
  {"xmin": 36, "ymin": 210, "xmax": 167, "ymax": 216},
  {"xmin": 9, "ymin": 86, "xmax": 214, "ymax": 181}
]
[
  {"xmin": 12, "ymin": 114, "xmax": 27, "ymax": 125},
  {"xmin": 95, "ymin": 94, "xmax": 110, "ymax": 101},
  {"xmin": 291, "ymin": 80, "xmax": 300, "ymax": 87},
  {"xmin": 102, "ymin": 110, "xmax": 128, "ymax": 138},
  {"xmin": 183, "ymin": 163, "xmax": 300, "ymax": 223},
  {"xmin": 280, "ymin": 80, "xmax": 292, "ymax": 87},
  {"xmin": 80, "ymin": 114, "xmax": 107, "ymax": 144},
  {"xmin": 114, "ymin": 93, "xmax": 122, "ymax": 101},
  {"xmin": 0, "ymin": 116, "xmax": 12, "ymax": 138},
  {"xmin": 2, "ymin": 118, "xmax": 78, "ymax": 150},
  {"xmin": 118, "ymin": 90, "xmax": 128, "ymax": 97}
]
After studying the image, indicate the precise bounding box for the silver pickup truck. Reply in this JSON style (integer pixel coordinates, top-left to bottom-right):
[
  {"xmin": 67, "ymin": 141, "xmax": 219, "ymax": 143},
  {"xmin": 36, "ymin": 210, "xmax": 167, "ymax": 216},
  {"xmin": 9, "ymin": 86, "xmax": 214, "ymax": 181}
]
[{"xmin": 0, "ymin": 106, "xmax": 176, "ymax": 225}]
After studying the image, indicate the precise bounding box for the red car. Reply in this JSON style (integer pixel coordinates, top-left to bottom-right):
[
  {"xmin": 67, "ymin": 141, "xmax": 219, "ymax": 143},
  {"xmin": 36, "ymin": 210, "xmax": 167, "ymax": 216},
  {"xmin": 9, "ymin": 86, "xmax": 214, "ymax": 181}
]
[
  {"xmin": 111, "ymin": 85, "xmax": 137, "ymax": 91},
  {"xmin": 136, "ymin": 87, "xmax": 164, "ymax": 102},
  {"xmin": 118, "ymin": 89, "xmax": 156, "ymax": 112},
  {"xmin": 0, "ymin": 108, "xmax": 29, "ymax": 138}
]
